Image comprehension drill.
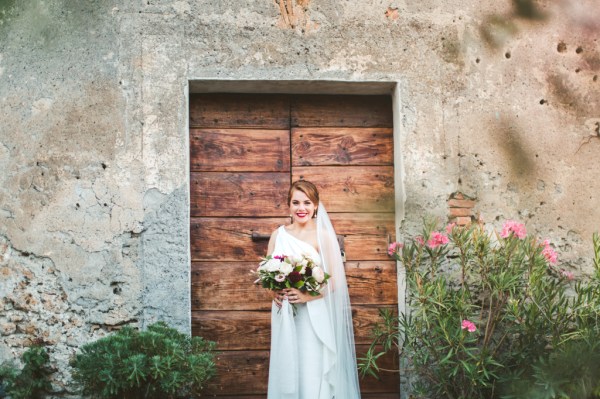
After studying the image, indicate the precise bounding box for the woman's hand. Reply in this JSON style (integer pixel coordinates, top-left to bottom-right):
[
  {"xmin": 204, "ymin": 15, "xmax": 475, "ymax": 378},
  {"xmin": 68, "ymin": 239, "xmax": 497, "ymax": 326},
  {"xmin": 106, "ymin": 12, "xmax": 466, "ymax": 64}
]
[
  {"xmin": 272, "ymin": 290, "xmax": 284, "ymax": 308},
  {"xmin": 281, "ymin": 288, "xmax": 320, "ymax": 304}
]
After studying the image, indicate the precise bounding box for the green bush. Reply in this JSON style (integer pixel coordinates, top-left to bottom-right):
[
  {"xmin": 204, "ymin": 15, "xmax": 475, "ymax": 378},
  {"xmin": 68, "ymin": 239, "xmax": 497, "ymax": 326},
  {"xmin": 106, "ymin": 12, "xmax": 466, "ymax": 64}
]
[
  {"xmin": 503, "ymin": 333, "xmax": 600, "ymax": 399},
  {"xmin": 359, "ymin": 220, "xmax": 600, "ymax": 399},
  {"xmin": 70, "ymin": 322, "xmax": 216, "ymax": 399},
  {"xmin": 0, "ymin": 345, "xmax": 52, "ymax": 399}
]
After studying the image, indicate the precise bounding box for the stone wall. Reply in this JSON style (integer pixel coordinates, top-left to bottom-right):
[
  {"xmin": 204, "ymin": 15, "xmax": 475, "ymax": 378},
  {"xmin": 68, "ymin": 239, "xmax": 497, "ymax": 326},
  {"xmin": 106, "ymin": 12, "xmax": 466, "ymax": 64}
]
[{"xmin": 0, "ymin": 0, "xmax": 598, "ymax": 396}]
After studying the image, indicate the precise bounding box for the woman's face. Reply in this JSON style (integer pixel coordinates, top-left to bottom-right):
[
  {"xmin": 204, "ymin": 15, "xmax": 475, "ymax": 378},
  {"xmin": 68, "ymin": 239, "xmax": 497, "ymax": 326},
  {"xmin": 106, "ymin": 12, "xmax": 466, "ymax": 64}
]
[{"xmin": 289, "ymin": 189, "xmax": 317, "ymax": 225}]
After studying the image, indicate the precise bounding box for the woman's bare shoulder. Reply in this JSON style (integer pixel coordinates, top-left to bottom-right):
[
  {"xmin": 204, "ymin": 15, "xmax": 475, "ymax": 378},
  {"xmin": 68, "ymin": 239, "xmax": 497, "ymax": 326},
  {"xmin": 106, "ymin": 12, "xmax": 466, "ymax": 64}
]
[{"xmin": 270, "ymin": 227, "xmax": 280, "ymax": 240}]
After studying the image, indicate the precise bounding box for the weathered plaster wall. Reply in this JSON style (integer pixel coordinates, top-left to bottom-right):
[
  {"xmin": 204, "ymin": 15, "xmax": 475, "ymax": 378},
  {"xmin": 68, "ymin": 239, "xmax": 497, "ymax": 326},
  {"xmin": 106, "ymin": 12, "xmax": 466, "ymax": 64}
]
[{"xmin": 0, "ymin": 0, "xmax": 598, "ymax": 395}]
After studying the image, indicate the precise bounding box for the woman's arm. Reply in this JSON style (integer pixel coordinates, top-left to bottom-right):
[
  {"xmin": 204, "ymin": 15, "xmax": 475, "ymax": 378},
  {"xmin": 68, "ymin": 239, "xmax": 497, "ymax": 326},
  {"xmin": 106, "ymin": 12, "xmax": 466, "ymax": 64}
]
[
  {"xmin": 266, "ymin": 228, "xmax": 283, "ymax": 307},
  {"xmin": 266, "ymin": 228, "xmax": 278, "ymax": 256}
]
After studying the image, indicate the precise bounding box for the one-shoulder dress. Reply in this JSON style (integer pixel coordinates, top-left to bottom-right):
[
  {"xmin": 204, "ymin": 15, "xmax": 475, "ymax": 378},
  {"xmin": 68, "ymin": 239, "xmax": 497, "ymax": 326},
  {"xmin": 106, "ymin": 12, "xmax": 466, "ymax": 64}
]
[{"xmin": 267, "ymin": 225, "xmax": 336, "ymax": 399}]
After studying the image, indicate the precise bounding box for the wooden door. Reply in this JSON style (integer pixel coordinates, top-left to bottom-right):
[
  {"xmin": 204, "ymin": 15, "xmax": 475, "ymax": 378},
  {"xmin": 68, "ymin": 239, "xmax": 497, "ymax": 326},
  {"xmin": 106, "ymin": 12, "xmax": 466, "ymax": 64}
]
[{"xmin": 190, "ymin": 93, "xmax": 399, "ymax": 398}]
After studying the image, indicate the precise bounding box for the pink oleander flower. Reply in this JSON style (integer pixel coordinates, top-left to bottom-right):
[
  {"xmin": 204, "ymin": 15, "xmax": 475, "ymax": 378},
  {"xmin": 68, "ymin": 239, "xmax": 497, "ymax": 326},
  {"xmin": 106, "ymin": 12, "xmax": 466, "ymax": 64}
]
[
  {"xmin": 500, "ymin": 220, "xmax": 527, "ymax": 239},
  {"xmin": 415, "ymin": 236, "xmax": 425, "ymax": 246},
  {"xmin": 561, "ymin": 269, "xmax": 575, "ymax": 280},
  {"xmin": 445, "ymin": 223, "xmax": 456, "ymax": 234},
  {"xmin": 461, "ymin": 319, "xmax": 477, "ymax": 332},
  {"xmin": 388, "ymin": 241, "xmax": 404, "ymax": 256},
  {"xmin": 427, "ymin": 232, "xmax": 450, "ymax": 249},
  {"xmin": 541, "ymin": 239, "xmax": 558, "ymax": 264}
]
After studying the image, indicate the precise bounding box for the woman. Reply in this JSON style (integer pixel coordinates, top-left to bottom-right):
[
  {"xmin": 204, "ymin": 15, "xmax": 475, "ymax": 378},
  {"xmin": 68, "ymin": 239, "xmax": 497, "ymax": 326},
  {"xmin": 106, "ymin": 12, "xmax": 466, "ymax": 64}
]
[{"xmin": 266, "ymin": 180, "xmax": 361, "ymax": 399}]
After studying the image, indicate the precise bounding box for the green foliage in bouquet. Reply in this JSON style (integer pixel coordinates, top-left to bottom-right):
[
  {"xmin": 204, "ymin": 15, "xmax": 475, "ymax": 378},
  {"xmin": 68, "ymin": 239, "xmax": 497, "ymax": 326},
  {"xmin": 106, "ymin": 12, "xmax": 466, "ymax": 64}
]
[
  {"xmin": 359, "ymin": 219, "xmax": 600, "ymax": 399},
  {"xmin": 0, "ymin": 345, "xmax": 52, "ymax": 399},
  {"xmin": 70, "ymin": 322, "xmax": 216, "ymax": 399}
]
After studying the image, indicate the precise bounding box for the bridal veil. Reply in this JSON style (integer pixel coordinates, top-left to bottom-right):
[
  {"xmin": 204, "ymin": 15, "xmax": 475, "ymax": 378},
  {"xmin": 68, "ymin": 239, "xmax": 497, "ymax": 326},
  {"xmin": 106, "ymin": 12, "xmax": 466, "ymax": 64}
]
[{"xmin": 317, "ymin": 203, "xmax": 361, "ymax": 398}]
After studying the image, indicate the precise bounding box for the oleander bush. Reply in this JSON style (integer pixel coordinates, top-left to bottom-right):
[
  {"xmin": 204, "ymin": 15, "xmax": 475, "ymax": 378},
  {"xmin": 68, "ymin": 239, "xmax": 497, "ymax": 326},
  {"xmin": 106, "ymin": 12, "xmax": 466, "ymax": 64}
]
[
  {"xmin": 503, "ymin": 332, "xmax": 600, "ymax": 399},
  {"xmin": 70, "ymin": 322, "xmax": 216, "ymax": 399},
  {"xmin": 359, "ymin": 219, "xmax": 600, "ymax": 399},
  {"xmin": 0, "ymin": 345, "xmax": 52, "ymax": 399}
]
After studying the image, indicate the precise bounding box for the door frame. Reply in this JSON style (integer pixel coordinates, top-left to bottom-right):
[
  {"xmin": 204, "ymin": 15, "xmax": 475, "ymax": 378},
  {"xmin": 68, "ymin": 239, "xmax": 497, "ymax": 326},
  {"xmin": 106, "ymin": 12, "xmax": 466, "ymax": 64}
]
[{"xmin": 184, "ymin": 79, "xmax": 407, "ymax": 393}]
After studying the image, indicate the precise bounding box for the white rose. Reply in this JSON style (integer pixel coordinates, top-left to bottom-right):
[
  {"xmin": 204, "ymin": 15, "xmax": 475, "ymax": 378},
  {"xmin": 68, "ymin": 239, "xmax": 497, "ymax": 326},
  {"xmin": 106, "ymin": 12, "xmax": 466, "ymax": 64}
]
[
  {"xmin": 312, "ymin": 266, "xmax": 325, "ymax": 283},
  {"xmin": 291, "ymin": 255, "xmax": 303, "ymax": 265},
  {"xmin": 266, "ymin": 258, "xmax": 281, "ymax": 272},
  {"xmin": 280, "ymin": 262, "xmax": 293, "ymax": 276},
  {"xmin": 311, "ymin": 256, "xmax": 321, "ymax": 267}
]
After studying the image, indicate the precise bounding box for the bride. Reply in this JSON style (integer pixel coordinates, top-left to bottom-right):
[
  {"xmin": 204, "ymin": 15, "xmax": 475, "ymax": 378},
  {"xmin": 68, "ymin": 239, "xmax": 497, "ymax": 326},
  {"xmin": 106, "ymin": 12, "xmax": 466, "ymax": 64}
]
[{"xmin": 265, "ymin": 180, "xmax": 361, "ymax": 399}]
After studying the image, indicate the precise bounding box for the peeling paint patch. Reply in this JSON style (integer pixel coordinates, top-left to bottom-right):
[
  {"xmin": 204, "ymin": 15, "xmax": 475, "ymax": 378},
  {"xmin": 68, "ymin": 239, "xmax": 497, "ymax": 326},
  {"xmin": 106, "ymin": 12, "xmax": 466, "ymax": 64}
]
[
  {"xmin": 273, "ymin": 0, "xmax": 312, "ymax": 30},
  {"xmin": 385, "ymin": 7, "xmax": 399, "ymax": 20}
]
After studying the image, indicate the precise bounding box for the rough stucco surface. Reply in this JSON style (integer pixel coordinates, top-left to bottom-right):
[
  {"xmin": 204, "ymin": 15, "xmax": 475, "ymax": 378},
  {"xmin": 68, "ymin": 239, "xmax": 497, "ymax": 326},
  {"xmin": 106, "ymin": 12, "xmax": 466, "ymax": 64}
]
[{"xmin": 0, "ymin": 0, "xmax": 598, "ymax": 395}]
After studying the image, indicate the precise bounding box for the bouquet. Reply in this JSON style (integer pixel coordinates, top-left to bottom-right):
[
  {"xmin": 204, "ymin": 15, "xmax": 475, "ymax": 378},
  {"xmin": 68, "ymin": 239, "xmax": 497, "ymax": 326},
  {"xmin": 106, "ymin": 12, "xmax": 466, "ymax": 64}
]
[{"xmin": 253, "ymin": 254, "xmax": 330, "ymax": 304}]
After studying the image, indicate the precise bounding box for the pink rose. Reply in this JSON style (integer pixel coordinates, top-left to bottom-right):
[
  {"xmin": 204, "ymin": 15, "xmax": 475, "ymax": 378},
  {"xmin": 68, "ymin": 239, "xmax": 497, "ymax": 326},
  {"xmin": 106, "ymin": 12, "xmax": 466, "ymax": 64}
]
[
  {"xmin": 461, "ymin": 319, "xmax": 477, "ymax": 332},
  {"xmin": 312, "ymin": 266, "xmax": 325, "ymax": 283},
  {"xmin": 427, "ymin": 232, "xmax": 449, "ymax": 249},
  {"xmin": 541, "ymin": 239, "xmax": 558, "ymax": 264},
  {"xmin": 387, "ymin": 241, "xmax": 403, "ymax": 256},
  {"xmin": 500, "ymin": 220, "xmax": 527, "ymax": 239}
]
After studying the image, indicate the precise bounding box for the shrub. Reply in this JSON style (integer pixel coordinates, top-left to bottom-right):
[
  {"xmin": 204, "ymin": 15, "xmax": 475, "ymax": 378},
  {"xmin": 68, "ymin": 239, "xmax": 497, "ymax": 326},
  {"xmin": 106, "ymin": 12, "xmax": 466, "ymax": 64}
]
[
  {"xmin": 503, "ymin": 333, "xmax": 600, "ymax": 399},
  {"xmin": 0, "ymin": 345, "xmax": 52, "ymax": 399},
  {"xmin": 359, "ymin": 220, "xmax": 600, "ymax": 399},
  {"xmin": 70, "ymin": 322, "xmax": 216, "ymax": 399}
]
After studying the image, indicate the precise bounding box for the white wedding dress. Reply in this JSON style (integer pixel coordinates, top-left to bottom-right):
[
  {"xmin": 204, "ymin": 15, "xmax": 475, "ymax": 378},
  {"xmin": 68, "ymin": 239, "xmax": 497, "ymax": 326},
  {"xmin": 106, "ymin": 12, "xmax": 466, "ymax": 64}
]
[
  {"xmin": 267, "ymin": 211, "xmax": 361, "ymax": 399},
  {"xmin": 267, "ymin": 226, "xmax": 336, "ymax": 399}
]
